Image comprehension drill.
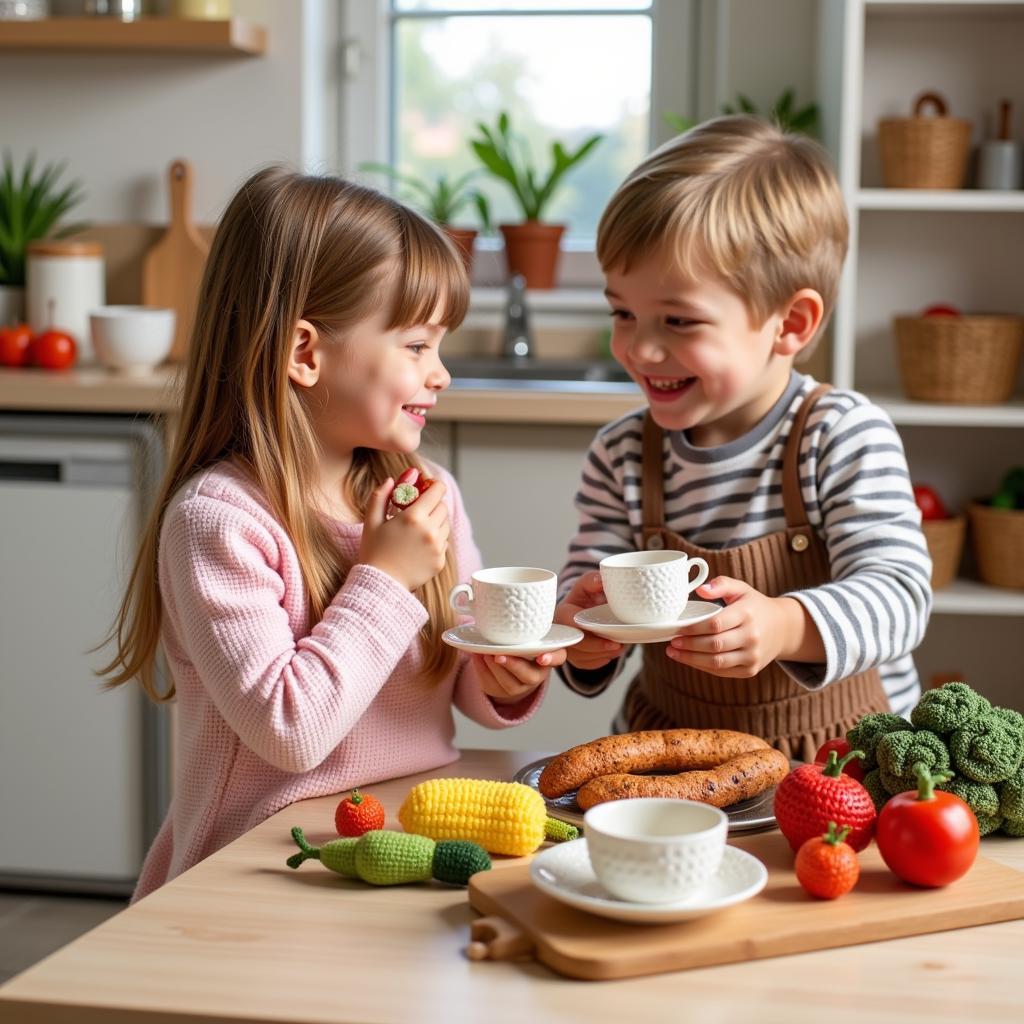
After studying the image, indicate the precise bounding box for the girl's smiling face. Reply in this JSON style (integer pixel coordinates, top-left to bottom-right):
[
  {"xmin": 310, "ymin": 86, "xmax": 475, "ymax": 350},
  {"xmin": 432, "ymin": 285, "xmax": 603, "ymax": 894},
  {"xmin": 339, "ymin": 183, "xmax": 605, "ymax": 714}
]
[
  {"xmin": 605, "ymin": 252, "xmax": 810, "ymax": 447},
  {"xmin": 296, "ymin": 302, "xmax": 451, "ymax": 467}
]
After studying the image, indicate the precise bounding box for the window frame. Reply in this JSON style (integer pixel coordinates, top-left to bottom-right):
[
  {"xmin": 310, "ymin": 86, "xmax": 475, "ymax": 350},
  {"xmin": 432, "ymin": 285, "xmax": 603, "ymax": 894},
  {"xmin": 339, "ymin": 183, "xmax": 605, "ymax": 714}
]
[{"xmin": 338, "ymin": 0, "xmax": 724, "ymax": 287}]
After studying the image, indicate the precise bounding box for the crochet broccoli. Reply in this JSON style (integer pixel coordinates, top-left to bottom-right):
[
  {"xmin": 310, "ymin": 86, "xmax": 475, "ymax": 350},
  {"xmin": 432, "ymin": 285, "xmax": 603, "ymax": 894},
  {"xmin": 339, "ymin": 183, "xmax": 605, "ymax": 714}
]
[
  {"xmin": 999, "ymin": 764, "xmax": 1024, "ymax": 821},
  {"xmin": 877, "ymin": 729, "xmax": 950, "ymax": 796},
  {"xmin": 910, "ymin": 681, "xmax": 991, "ymax": 734},
  {"xmin": 940, "ymin": 777, "xmax": 1003, "ymax": 836},
  {"xmin": 861, "ymin": 768, "xmax": 889, "ymax": 813},
  {"xmin": 846, "ymin": 712, "xmax": 914, "ymax": 771},
  {"xmin": 949, "ymin": 712, "xmax": 1024, "ymax": 784}
]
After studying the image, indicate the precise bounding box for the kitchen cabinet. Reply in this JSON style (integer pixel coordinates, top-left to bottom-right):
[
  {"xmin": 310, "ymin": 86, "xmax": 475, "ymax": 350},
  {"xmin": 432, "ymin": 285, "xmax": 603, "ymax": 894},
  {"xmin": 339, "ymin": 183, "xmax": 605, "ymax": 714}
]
[{"xmin": 820, "ymin": 0, "xmax": 1024, "ymax": 708}]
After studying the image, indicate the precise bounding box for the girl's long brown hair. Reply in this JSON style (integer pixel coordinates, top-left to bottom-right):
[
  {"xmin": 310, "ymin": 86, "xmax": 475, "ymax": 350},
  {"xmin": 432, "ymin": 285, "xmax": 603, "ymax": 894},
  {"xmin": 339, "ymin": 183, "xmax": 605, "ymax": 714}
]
[{"xmin": 101, "ymin": 167, "xmax": 469, "ymax": 701}]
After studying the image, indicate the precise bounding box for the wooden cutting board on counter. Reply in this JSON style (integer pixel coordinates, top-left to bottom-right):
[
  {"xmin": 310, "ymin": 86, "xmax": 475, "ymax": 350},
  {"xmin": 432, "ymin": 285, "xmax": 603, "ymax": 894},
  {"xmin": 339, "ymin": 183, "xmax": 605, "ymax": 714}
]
[
  {"xmin": 142, "ymin": 159, "xmax": 209, "ymax": 362},
  {"xmin": 467, "ymin": 831, "xmax": 1024, "ymax": 981}
]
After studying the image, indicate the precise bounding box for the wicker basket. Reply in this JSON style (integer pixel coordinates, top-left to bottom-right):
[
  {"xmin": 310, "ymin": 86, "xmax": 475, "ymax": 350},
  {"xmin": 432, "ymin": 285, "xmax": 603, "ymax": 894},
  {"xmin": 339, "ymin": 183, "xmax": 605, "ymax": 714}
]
[
  {"xmin": 893, "ymin": 315, "xmax": 1024, "ymax": 404},
  {"xmin": 921, "ymin": 515, "xmax": 966, "ymax": 590},
  {"xmin": 969, "ymin": 502, "xmax": 1024, "ymax": 589},
  {"xmin": 878, "ymin": 92, "xmax": 972, "ymax": 189}
]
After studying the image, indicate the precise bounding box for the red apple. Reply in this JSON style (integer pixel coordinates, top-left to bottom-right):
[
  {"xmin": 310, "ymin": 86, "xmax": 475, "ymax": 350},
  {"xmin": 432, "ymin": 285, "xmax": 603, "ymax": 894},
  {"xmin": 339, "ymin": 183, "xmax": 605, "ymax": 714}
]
[
  {"xmin": 913, "ymin": 484, "xmax": 948, "ymax": 521},
  {"xmin": 0, "ymin": 323, "xmax": 33, "ymax": 367},
  {"xmin": 32, "ymin": 329, "xmax": 77, "ymax": 370}
]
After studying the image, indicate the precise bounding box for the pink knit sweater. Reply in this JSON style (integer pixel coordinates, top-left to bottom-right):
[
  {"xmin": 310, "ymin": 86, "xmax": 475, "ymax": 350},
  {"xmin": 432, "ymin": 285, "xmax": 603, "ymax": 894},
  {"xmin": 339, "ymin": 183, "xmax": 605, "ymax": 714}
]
[{"xmin": 132, "ymin": 460, "xmax": 544, "ymax": 901}]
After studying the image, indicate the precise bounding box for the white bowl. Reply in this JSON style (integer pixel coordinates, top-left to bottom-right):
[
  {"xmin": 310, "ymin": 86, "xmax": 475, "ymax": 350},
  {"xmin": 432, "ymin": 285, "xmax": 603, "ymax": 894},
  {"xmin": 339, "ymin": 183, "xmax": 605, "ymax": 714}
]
[
  {"xmin": 583, "ymin": 798, "xmax": 727, "ymax": 904},
  {"xmin": 89, "ymin": 306, "xmax": 175, "ymax": 375}
]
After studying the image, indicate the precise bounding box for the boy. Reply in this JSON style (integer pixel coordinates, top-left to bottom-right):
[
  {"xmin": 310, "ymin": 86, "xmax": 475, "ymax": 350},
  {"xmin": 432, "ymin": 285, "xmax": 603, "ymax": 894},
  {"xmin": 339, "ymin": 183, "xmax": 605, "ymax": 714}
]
[{"xmin": 554, "ymin": 116, "xmax": 932, "ymax": 760}]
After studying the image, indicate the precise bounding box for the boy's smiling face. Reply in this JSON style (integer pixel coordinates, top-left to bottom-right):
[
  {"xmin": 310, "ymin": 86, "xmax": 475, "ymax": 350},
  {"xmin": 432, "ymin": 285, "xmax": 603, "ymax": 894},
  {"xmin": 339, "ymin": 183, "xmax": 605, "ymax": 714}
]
[{"xmin": 604, "ymin": 251, "xmax": 816, "ymax": 447}]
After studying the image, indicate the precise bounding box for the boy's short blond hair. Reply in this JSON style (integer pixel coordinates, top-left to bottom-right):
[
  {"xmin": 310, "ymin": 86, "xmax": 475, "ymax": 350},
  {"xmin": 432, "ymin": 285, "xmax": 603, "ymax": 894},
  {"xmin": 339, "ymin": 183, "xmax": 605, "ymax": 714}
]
[{"xmin": 597, "ymin": 115, "xmax": 848, "ymax": 355}]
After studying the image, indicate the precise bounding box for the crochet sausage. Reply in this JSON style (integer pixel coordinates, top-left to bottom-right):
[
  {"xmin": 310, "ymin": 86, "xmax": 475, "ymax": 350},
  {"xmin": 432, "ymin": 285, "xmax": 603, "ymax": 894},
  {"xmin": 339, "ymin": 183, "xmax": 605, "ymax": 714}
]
[
  {"xmin": 576, "ymin": 747, "xmax": 792, "ymax": 810},
  {"xmin": 538, "ymin": 728, "xmax": 772, "ymax": 799}
]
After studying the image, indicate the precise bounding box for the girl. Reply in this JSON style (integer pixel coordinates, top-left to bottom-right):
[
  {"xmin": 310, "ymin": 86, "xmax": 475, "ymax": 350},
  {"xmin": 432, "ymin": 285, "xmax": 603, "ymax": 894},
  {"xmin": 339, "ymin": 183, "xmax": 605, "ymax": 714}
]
[{"xmin": 103, "ymin": 167, "xmax": 562, "ymax": 901}]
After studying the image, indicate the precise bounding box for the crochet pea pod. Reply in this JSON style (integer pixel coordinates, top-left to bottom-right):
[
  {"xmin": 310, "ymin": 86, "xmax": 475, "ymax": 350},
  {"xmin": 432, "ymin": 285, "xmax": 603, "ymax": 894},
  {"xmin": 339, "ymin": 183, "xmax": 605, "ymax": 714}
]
[
  {"xmin": 949, "ymin": 712, "xmax": 1024, "ymax": 785},
  {"xmin": 398, "ymin": 778, "xmax": 578, "ymax": 856},
  {"xmin": 286, "ymin": 827, "xmax": 491, "ymax": 886}
]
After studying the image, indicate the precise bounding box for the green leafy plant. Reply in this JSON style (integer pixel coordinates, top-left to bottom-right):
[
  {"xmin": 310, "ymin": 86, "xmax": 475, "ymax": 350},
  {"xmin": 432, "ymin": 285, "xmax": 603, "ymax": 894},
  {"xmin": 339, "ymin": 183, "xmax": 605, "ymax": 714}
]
[
  {"xmin": 469, "ymin": 112, "xmax": 603, "ymax": 223},
  {"xmin": 663, "ymin": 112, "xmax": 697, "ymax": 135},
  {"xmin": 359, "ymin": 163, "xmax": 491, "ymax": 231},
  {"xmin": 0, "ymin": 153, "xmax": 86, "ymax": 288},
  {"xmin": 722, "ymin": 88, "xmax": 820, "ymax": 136}
]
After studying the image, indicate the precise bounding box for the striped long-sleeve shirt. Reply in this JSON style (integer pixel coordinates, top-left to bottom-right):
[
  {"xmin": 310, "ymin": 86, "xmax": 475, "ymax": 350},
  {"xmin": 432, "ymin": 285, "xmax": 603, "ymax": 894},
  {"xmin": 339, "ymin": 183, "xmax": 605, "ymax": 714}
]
[{"xmin": 559, "ymin": 371, "xmax": 933, "ymax": 719}]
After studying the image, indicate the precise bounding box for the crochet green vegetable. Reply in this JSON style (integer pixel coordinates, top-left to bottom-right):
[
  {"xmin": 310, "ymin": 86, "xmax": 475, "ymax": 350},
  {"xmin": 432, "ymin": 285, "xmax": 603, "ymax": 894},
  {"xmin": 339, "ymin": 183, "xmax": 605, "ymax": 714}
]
[
  {"xmin": 910, "ymin": 681, "xmax": 991, "ymax": 735},
  {"xmin": 940, "ymin": 777, "xmax": 1002, "ymax": 836},
  {"xmin": 949, "ymin": 712, "xmax": 1024, "ymax": 784},
  {"xmin": 999, "ymin": 765, "xmax": 1024, "ymax": 820},
  {"xmin": 876, "ymin": 729, "xmax": 950, "ymax": 795},
  {"xmin": 847, "ymin": 712, "xmax": 913, "ymax": 770},
  {"xmin": 286, "ymin": 827, "xmax": 491, "ymax": 886},
  {"xmin": 861, "ymin": 768, "xmax": 889, "ymax": 813}
]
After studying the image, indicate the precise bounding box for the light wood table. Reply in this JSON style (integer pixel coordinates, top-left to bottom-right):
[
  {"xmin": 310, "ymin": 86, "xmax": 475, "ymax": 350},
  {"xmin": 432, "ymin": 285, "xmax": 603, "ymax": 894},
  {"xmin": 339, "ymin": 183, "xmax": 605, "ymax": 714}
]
[{"xmin": 1, "ymin": 749, "xmax": 1022, "ymax": 1024}]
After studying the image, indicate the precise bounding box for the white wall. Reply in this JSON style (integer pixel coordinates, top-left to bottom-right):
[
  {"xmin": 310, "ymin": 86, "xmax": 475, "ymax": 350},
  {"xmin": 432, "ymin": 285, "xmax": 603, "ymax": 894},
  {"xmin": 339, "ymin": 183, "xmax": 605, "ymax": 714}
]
[{"xmin": 0, "ymin": 0, "xmax": 338, "ymax": 226}]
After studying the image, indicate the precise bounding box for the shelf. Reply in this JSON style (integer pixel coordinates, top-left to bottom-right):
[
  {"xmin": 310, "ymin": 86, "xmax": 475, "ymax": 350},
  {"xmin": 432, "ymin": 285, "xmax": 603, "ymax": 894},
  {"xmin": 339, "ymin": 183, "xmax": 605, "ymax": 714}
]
[
  {"xmin": 0, "ymin": 17, "xmax": 266, "ymax": 56},
  {"xmin": 866, "ymin": 1, "xmax": 1024, "ymax": 16},
  {"xmin": 858, "ymin": 190, "xmax": 1024, "ymax": 213},
  {"xmin": 868, "ymin": 393, "xmax": 1024, "ymax": 427},
  {"xmin": 932, "ymin": 579, "xmax": 1024, "ymax": 616}
]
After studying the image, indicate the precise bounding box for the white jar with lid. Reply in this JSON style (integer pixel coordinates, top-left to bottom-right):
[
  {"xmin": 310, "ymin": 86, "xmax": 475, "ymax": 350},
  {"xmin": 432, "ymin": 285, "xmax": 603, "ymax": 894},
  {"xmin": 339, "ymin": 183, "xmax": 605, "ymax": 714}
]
[{"xmin": 27, "ymin": 240, "xmax": 105, "ymax": 364}]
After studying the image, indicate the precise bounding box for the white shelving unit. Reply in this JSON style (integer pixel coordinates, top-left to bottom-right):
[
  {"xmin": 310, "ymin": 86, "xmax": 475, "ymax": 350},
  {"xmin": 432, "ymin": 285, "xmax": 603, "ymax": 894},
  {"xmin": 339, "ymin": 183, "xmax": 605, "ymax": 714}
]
[{"xmin": 820, "ymin": 0, "xmax": 1024, "ymax": 702}]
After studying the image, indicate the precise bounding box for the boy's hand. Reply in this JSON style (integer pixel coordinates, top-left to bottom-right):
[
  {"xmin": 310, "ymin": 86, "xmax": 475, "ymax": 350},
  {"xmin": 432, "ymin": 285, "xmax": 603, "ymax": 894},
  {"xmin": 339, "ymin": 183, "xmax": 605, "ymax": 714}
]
[
  {"xmin": 358, "ymin": 477, "xmax": 450, "ymax": 591},
  {"xmin": 471, "ymin": 649, "xmax": 566, "ymax": 704},
  {"xmin": 666, "ymin": 576, "xmax": 821, "ymax": 677},
  {"xmin": 554, "ymin": 571, "xmax": 624, "ymax": 671}
]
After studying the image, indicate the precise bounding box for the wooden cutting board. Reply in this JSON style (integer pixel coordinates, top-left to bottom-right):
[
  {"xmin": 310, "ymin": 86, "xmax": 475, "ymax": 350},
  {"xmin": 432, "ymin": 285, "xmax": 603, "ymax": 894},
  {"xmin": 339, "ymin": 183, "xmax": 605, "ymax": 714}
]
[
  {"xmin": 467, "ymin": 832, "xmax": 1024, "ymax": 981},
  {"xmin": 142, "ymin": 159, "xmax": 209, "ymax": 362}
]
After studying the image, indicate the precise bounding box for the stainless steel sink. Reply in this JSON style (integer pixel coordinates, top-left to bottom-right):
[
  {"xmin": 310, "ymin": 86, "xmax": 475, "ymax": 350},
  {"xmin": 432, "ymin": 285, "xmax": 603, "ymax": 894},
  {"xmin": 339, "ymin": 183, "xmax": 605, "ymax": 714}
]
[{"xmin": 444, "ymin": 356, "xmax": 635, "ymax": 388}]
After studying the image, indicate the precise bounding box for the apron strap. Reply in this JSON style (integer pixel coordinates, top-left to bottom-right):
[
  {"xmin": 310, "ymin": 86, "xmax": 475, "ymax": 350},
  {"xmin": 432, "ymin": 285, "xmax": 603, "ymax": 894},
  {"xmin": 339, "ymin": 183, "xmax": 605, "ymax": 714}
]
[
  {"xmin": 782, "ymin": 382, "xmax": 832, "ymax": 529},
  {"xmin": 642, "ymin": 411, "xmax": 665, "ymax": 533}
]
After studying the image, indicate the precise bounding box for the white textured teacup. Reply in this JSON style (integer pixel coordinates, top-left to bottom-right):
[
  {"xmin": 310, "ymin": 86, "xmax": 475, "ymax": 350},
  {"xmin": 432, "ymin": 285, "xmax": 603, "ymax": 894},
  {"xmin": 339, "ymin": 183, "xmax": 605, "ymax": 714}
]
[
  {"xmin": 584, "ymin": 798, "xmax": 728, "ymax": 903},
  {"xmin": 599, "ymin": 550, "xmax": 709, "ymax": 624},
  {"xmin": 449, "ymin": 567, "xmax": 556, "ymax": 645}
]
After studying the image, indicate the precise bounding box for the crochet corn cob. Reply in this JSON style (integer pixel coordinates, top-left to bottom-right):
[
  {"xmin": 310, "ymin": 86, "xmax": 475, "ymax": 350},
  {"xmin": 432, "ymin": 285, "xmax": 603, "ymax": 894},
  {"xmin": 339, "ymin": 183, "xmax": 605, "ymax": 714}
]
[
  {"xmin": 286, "ymin": 827, "xmax": 491, "ymax": 886},
  {"xmin": 398, "ymin": 778, "xmax": 578, "ymax": 856}
]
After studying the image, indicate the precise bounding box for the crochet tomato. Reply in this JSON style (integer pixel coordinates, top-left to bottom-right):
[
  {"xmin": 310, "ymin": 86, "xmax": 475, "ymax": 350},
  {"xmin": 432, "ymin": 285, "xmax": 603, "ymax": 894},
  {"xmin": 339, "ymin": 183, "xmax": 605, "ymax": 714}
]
[
  {"xmin": 921, "ymin": 304, "xmax": 961, "ymax": 318},
  {"xmin": 334, "ymin": 789, "xmax": 385, "ymax": 837},
  {"xmin": 795, "ymin": 822, "xmax": 860, "ymax": 899},
  {"xmin": 814, "ymin": 738, "xmax": 865, "ymax": 782},
  {"xmin": 0, "ymin": 323, "xmax": 33, "ymax": 367},
  {"xmin": 774, "ymin": 749, "xmax": 876, "ymax": 853},
  {"xmin": 913, "ymin": 485, "xmax": 948, "ymax": 521},
  {"xmin": 32, "ymin": 329, "xmax": 76, "ymax": 370},
  {"xmin": 876, "ymin": 765, "xmax": 979, "ymax": 888}
]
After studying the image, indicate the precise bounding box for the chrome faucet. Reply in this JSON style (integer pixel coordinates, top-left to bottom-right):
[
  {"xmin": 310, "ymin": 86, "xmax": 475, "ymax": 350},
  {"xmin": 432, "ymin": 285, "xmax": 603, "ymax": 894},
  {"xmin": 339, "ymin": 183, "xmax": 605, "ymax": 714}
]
[{"xmin": 501, "ymin": 273, "xmax": 532, "ymax": 359}]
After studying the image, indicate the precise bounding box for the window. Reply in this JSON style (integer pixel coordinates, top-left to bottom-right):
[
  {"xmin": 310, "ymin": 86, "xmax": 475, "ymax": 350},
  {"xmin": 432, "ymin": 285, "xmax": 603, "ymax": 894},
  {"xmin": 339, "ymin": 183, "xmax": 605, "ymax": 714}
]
[{"xmin": 340, "ymin": 0, "xmax": 709, "ymax": 285}]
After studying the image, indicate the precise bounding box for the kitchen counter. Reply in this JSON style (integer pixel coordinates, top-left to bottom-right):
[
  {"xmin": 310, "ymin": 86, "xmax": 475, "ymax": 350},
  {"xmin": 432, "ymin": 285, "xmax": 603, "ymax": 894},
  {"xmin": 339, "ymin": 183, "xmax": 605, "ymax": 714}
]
[
  {"xmin": 1, "ymin": 748, "xmax": 1021, "ymax": 1024},
  {"xmin": 0, "ymin": 367, "xmax": 644, "ymax": 426}
]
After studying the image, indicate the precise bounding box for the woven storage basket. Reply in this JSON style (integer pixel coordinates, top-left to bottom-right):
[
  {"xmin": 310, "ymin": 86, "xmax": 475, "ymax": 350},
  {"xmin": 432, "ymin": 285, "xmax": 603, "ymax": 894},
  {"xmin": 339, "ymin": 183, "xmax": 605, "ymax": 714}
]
[
  {"xmin": 878, "ymin": 92, "xmax": 972, "ymax": 189},
  {"xmin": 921, "ymin": 515, "xmax": 966, "ymax": 590},
  {"xmin": 893, "ymin": 315, "xmax": 1024, "ymax": 404},
  {"xmin": 969, "ymin": 503, "xmax": 1024, "ymax": 589}
]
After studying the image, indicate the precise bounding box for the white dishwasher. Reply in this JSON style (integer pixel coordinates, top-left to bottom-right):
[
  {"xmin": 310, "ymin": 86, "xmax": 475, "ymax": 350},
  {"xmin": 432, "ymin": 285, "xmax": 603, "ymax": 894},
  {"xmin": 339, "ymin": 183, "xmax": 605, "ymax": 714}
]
[{"xmin": 0, "ymin": 415, "xmax": 170, "ymax": 895}]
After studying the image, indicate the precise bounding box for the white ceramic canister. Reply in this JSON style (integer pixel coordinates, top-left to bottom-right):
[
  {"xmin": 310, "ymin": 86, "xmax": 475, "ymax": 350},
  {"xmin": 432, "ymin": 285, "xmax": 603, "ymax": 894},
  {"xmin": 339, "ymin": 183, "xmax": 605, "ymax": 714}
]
[{"xmin": 26, "ymin": 240, "xmax": 105, "ymax": 364}]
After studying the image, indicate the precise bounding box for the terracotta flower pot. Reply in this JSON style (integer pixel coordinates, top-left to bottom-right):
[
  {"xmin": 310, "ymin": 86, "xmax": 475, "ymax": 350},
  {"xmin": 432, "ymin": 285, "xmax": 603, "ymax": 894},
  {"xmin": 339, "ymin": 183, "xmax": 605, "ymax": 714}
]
[
  {"xmin": 442, "ymin": 226, "xmax": 478, "ymax": 274},
  {"xmin": 499, "ymin": 222, "xmax": 565, "ymax": 290}
]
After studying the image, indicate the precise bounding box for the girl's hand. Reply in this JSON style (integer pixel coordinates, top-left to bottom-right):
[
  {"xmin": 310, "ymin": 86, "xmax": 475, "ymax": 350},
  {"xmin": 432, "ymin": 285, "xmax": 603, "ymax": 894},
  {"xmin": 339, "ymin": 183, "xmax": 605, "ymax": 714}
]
[
  {"xmin": 471, "ymin": 648, "xmax": 566, "ymax": 705},
  {"xmin": 357, "ymin": 477, "xmax": 450, "ymax": 591},
  {"xmin": 554, "ymin": 571, "xmax": 623, "ymax": 671},
  {"xmin": 666, "ymin": 576, "xmax": 795, "ymax": 678}
]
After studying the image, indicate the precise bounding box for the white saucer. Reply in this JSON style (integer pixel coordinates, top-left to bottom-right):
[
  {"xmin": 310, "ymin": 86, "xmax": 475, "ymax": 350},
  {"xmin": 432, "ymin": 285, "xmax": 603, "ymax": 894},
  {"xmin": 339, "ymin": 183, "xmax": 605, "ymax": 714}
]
[
  {"xmin": 573, "ymin": 601, "xmax": 723, "ymax": 643},
  {"xmin": 529, "ymin": 839, "xmax": 767, "ymax": 924},
  {"xmin": 441, "ymin": 623, "xmax": 584, "ymax": 658}
]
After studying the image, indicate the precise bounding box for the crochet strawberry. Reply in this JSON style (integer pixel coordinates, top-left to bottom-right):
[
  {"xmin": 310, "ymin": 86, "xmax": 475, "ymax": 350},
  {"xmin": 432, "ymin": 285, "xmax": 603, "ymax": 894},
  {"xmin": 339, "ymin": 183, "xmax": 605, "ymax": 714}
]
[
  {"xmin": 385, "ymin": 469, "xmax": 437, "ymax": 520},
  {"xmin": 774, "ymin": 749, "xmax": 876, "ymax": 853},
  {"xmin": 334, "ymin": 789, "xmax": 385, "ymax": 837}
]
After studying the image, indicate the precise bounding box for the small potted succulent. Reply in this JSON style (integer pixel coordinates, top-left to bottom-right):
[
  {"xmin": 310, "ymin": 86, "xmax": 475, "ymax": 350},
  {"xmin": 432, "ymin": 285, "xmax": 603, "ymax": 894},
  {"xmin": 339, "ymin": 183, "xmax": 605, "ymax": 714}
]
[
  {"xmin": 0, "ymin": 152, "xmax": 85, "ymax": 326},
  {"xmin": 359, "ymin": 163, "xmax": 490, "ymax": 273},
  {"xmin": 470, "ymin": 112, "xmax": 602, "ymax": 289}
]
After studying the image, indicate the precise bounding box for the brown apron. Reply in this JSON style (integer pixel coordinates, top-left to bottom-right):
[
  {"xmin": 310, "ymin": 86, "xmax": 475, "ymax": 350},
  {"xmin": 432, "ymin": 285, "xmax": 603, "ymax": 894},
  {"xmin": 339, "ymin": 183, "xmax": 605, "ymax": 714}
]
[{"xmin": 624, "ymin": 383, "xmax": 890, "ymax": 762}]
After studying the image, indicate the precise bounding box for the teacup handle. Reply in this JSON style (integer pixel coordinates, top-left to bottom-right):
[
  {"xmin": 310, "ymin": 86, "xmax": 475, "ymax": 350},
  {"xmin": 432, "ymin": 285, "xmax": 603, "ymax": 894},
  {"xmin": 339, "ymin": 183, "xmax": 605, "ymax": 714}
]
[
  {"xmin": 449, "ymin": 582, "xmax": 475, "ymax": 616},
  {"xmin": 687, "ymin": 557, "xmax": 710, "ymax": 592}
]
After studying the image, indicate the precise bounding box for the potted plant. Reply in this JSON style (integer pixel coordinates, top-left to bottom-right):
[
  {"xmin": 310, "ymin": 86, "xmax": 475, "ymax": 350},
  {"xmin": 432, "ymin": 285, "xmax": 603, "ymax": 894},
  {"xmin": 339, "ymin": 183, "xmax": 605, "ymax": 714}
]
[
  {"xmin": 359, "ymin": 163, "xmax": 490, "ymax": 273},
  {"xmin": 722, "ymin": 88, "xmax": 820, "ymax": 136},
  {"xmin": 470, "ymin": 112, "xmax": 602, "ymax": 289},
  {"xmin": 0, "ymin": 153, "xmax": 85, "ymax": 326}
]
